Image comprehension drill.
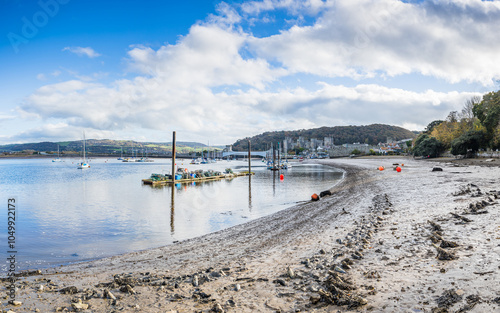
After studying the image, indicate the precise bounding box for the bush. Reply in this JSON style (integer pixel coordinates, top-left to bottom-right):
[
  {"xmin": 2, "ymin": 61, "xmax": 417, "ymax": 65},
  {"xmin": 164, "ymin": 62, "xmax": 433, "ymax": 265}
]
[{"xmin": 413, "ymin": 134, "xmax": 444, "ymax": 158}]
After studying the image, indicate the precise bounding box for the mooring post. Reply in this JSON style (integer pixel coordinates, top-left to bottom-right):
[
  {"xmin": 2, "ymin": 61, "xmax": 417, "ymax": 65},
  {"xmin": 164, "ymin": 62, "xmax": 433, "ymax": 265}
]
[
  {"xmin": 248, "ymin": 140, "xmax": 251, "ymax": 175},
  {"xmin": 172, "ymin": 131, "xmax": 176, "ymax": 183}
]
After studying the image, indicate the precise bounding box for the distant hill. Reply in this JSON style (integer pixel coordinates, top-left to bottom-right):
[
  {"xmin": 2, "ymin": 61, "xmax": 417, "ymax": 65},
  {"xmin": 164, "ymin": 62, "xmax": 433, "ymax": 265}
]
[
  {"xmin": 0, "ymin": 139, "xmax": 209, "ymax": 155},
  {"xmin": 232, "ymin": 124, "xmax": 417, "ymax": 151}
]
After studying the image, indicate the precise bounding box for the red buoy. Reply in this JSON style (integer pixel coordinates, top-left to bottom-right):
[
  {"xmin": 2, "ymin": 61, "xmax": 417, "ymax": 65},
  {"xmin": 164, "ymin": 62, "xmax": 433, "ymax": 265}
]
[
  {"xmin": 280, "ymin": 174, "xmax": 284, "ymax": 180},
  {"xmin": 311, "ymin": 193, "xmax": 319, "ymax": 201},
  {"xmin": 396, "ymin": 166, "xmax": 402, "ymax": 172}
]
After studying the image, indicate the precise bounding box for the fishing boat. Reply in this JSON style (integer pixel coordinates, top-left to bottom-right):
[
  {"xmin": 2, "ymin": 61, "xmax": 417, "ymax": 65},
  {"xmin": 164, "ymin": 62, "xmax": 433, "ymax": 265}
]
[
  {"xmin": 77, "ymin": 132, "xmax": 90, "ymax": 169},
  {"xmin": 52, "ymin": 145, "xmax": 62, "ymax": 162}
]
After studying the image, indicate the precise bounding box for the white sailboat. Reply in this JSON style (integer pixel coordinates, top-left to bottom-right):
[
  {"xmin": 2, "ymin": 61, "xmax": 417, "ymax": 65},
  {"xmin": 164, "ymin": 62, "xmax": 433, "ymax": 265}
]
[
  {"xmin": 77, "ymin": 132, "xmax": 90, "ymax": 169},
  {"xmin": 52, "ymin": 145, "xmax": 62, "ymax": 162}
]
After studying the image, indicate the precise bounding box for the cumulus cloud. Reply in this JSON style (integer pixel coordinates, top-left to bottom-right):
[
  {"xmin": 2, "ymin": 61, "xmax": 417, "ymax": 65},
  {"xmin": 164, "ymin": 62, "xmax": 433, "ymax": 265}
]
[
  {"xmin": 62, "ymin": 46, "xmax": 101, "ymax": 58},
  {"xmin": 249, "ymin": 0, "xmax": 500, "ymax": 84},
  {"xmin": 14, "ymin": 0, "xmax": 500, "ymax": 143}
]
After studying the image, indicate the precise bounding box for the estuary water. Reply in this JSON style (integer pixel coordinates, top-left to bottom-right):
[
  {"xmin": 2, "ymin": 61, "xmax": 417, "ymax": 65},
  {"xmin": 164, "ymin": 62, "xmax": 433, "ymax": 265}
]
[{"xmin": 0, "ymin": 157, "xmax": 343, "ymax": 271}]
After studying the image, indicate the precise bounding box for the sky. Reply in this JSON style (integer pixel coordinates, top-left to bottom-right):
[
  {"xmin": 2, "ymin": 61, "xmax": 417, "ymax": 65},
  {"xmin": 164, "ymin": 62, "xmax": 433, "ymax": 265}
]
[{"xmin": 1, "ymin": 0, "xmax": 499, "ymax": 145}]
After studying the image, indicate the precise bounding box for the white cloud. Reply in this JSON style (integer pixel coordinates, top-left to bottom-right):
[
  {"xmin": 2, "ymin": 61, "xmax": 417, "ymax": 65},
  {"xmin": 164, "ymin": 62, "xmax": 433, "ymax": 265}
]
[
  {"xmin": 248, "ymin": 0, "xmax": 500, "ymax": 85},
  {"xmin": 62, "ymin": 46, "xmax": 101, "ymax": 58},
  {"xmin": 5, "ymin": 123, "xmax": 116, "ymax": 144},
  {"xmin": 126, "ymin": 24, "xmax": 283, "ymax": 89},
  {"xmin": 12, "ymin": 0, "xmax": 500, "ymax": 144},
  {"xmin": 0, "ymin": 113, "xmax": 16, "ymax": 121}
]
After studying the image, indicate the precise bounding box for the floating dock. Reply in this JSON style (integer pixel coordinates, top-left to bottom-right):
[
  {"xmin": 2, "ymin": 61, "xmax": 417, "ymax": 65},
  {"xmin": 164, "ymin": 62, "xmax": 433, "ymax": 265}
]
[{"xmin": 142, "ymin": 171, "xmax": 252, "ymax": 186}]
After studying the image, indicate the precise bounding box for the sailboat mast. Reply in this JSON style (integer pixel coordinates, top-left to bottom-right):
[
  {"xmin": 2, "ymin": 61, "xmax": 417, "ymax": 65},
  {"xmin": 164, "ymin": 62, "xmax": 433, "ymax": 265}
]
[{"xmin": 83, "ymin": 132, "xmax": 86, "ymax": 162}]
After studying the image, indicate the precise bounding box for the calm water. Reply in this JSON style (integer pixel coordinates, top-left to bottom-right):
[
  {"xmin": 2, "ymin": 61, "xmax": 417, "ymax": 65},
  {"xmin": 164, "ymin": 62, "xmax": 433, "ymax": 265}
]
[{"xmin": 0, "ymin": 157, "xmax": 343, "ymax": 271}]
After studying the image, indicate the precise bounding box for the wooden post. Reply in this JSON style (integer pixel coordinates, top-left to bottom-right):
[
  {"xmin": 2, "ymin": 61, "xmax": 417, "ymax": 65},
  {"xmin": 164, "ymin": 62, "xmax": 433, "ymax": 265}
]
[
  {"xmin": 278, "ymin": 142, "xmax": 281, "ymax": 168},
  {"xmin": 172, "ymin": 131, "xmax": 176, "ymax": 183},
  {"xmin": 248, "ymin": 140, "xmax": 251, "ymax": 175},
  {"xmin": 272, "ymin": 144, "xmax": 276, "ymax": 169}
]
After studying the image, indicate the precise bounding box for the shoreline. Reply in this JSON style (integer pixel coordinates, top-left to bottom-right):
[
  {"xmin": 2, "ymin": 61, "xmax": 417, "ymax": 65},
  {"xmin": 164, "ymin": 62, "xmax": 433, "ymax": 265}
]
[{"xmin": 2, "ymin": 157, "xmax": 500, "ymax": 312}]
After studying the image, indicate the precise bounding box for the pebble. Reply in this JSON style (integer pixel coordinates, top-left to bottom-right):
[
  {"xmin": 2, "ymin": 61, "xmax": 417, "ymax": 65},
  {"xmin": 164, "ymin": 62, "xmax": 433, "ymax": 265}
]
[
  {"xmin": 71, "ymin": 299, "xmax": 89, "ymax": 311},
  {"xmin": 104, "ymin": 289, "xmax": 116, "ymax": 300},
  {"xmin": 212, "ymin": 302, "xmax": 224, "ymax": 313},
  {"xmin": 274, "ymin": 279, "xmax": 287, "ymax": 286}
]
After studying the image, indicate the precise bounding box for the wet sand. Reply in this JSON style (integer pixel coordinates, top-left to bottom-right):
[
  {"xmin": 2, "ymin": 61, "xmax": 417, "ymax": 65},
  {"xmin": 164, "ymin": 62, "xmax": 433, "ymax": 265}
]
[{"xmin": 2, "ymin": 157, "xmax": 500, "ymax": 312}]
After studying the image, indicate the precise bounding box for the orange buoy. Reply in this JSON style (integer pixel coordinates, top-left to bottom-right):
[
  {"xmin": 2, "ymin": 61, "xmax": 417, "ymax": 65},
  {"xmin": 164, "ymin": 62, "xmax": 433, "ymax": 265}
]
[
  {"xmin": 311, "ymin": 193, "xmax": 319, "ymax": 201},
  {"xmin": 378, "ymin": 166, "xmax": 384, "ymax": 171},
  {"xmin": 396, "ymin": 166, "xmax": 402, "ymax": 172},
  {"xmin": 401, "ymin": 163, "xmax": 404, "ymax": 166}
]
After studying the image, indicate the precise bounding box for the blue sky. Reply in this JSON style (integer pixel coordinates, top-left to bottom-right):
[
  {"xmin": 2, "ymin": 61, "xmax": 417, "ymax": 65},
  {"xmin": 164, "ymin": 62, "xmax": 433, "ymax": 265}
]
[{"xmin": 1, "ymin": 0, "xmax": 499, "ymax": 145}]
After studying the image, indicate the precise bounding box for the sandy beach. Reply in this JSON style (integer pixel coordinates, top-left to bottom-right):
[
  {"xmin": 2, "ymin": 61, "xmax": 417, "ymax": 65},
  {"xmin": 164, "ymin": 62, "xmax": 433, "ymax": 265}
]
[{"xmin": 2, "ymin": 157, "xmax": 500, "ymax": 313}]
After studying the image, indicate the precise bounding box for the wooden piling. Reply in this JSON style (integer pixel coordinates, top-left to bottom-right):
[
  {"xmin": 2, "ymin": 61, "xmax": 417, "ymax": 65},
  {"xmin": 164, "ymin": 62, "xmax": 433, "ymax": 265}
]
[{"xmin": 172, "ymin": 131, "xmax": 176, "ymax": 183}]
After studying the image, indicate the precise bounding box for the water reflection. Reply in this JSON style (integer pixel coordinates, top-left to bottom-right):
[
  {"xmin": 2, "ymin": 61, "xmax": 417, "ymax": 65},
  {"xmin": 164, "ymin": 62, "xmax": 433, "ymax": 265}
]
[
  {"xmin": 170, "ymin": 186, "xmax": 175, "ymax": 234},
  {"xmin": 0, "ymin": 158, "xmax": 342, "ymax": 270},
  {"xmin": 248, "ymin": 175, "xmax": 252, "ymax": 211}
]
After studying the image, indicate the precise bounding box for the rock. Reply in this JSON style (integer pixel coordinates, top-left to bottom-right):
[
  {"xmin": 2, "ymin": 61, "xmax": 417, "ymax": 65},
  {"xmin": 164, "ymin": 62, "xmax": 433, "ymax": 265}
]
[
  {"xmin": 334, "ymin": 266, "xmax": 346, "ymax": 274},
  {"xmin": 212, "ymin": 302, "xmax": 224, "ymax": 312},
  {"xmin": 10, "ymin": 300, "xmax": 22, "ymax": 306},
  {"xmin": 432, "ymin": 167, "xmax": 443, "ymax": 172},
  {"xmin": 273, "ymin": 279, "xmax": 287, "ymax": 286},
  {"xmin": 104, "ymin": 289, "xmax": 116, "ymax": 300},
  {"xmin": 235, "ymin": 283, "xmax": 241, "ymax": 291},
  {"xmin": 320, "ymin": 190, "xmax": 332, "ymax": 197},
  {"xmin": 432, "ymin": 244, "xmax": 457, "ymax": 260},
  {"xmin": 192, "ymin": 275, "xmax": 199, "ymax": 286},
  {"xmin": 287, "ymin": 266, "xmax": 296, "ymax": 278},
  {"xmin": 428, "ymin": 220, "xmax": 443, "ymax": 231},
  {"xmin": 440, "ymin": 240, "xmax": 459, "ymax": 248},
  {"xmin": 119, "ymin": 284, "xmax": 136, "ymax": 294},
  {"xmin": 193, "ymin": 291, "xmax": 211, "ymax": 299},
  {"xmin": 436, "ymin": 289, "xmax": 463, "ymax": 308},
  {"xmin": 59, "ymin": 286, "xmax": 78, "ymax": 294},
  {"xmin": 71, "ymin": 299, "xmax": 89, "ymax": 311}
]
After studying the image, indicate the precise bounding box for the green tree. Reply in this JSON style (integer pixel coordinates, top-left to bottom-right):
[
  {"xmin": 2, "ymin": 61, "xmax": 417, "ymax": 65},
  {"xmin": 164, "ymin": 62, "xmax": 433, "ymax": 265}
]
[
  {"xmin": 473, "ymin": 90, "xmax": 500, "ymax": 147},
  {"xmin": 351, "ymin": 149, "xmax": 362, "ymax": 155},
  {"xmin": 450, "ymin": 130, "xmax": 487, "ymax": 157},
  {"xmin": 425, "ymin": 120, "xmax": 444, "ymax": 134},
  {"xmin": 413, "ymin": 134, "xmax": 444, "ymax": 158}
]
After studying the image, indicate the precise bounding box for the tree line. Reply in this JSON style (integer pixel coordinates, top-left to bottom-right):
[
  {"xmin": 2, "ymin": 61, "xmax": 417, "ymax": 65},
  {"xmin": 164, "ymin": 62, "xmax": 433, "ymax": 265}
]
[{"xmin": 413, "ymin": 90, "xmax": 500, "ymax": 158}]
